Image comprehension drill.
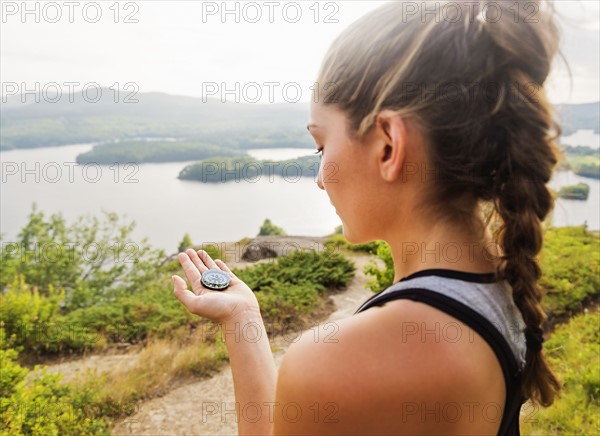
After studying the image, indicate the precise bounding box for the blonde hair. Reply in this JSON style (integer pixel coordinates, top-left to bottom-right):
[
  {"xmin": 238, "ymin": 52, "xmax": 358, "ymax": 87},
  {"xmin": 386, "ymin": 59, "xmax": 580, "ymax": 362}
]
[{"xmin": 316, "ymin": 0, "xmax": 570, "ymax": 407}]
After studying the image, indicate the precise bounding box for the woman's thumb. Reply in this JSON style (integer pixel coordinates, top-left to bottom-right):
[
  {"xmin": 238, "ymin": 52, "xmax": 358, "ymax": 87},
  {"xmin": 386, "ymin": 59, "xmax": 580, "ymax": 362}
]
[
  {"xmin": 172, "ymin": 274, "xmax": 186, "ymax": 290},
  {"xmin": 172, "ymin": 275, "xmax": 197, "ymax": 309}
]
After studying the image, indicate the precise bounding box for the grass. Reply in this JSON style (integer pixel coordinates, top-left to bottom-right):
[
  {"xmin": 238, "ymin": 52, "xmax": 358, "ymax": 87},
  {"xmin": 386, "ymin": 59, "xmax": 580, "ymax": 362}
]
[
  {"xmin": 521, "ymin": 311, "xmax": 600, "ymax": 435},
  {"xmin": 539, "ymin": 226, "xmax": 600, "ymax": 318},
  {"xmin": 61, "ymin": 323, "xmax": 229, "ymax": 421}
]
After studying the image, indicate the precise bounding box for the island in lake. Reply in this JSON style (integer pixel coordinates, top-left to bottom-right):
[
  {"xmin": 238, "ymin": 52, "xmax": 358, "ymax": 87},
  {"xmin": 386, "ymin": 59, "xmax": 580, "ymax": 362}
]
[
  {"xmin": 178, "ymin": 154, "xmax": 321, "ymax": 183},
  {"xmin": 558, "ymin": 183, "xmax": 590, "ymax": 200}
]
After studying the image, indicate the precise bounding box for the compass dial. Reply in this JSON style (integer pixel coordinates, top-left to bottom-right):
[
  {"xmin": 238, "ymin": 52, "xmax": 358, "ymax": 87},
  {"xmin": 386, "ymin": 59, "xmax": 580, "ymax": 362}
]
[{"xmin": 201, "ymin": 269, "xmax": 231, "ymax": 290}]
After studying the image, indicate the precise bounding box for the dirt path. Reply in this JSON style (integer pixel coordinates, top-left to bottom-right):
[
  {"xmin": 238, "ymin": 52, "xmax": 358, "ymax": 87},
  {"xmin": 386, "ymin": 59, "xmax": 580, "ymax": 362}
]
[
  {"xmin": 110, "ymin": 252, "xmax": 379, "ymax": 436},
  {"xmin": 35, "ymin": 350, "xmax": 142, "ymax": 384}
]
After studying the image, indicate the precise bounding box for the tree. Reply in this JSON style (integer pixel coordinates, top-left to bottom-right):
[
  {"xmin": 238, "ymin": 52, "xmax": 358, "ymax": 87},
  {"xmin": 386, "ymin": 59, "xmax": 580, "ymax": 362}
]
[
  {"xmin": 258, "ymin": 219, "xmax": 286, "ymax": 236},
  {"xmin": 0, "ymin": 202, "xmax": 166, "ymax": 310},
  {"xmin": 178, "ymin": 233, "xmax": 194, "ymax": 253}
]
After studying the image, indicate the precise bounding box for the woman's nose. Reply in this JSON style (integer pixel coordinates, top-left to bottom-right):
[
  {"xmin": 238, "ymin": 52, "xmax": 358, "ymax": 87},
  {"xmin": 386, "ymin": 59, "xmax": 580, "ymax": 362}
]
[{"xmin": 316, "ymin": 166, "xmax": 325, "ymax": 190}]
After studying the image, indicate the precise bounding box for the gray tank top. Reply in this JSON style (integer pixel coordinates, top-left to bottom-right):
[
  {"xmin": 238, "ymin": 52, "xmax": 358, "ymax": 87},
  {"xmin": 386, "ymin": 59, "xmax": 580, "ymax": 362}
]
[
  {"xmin": 354, "ymin": 269, "xmax": 527, "ymax": 369},
  {"xmin": 353, "ymin": 268, "xmax": 528, "ymax": 436}
]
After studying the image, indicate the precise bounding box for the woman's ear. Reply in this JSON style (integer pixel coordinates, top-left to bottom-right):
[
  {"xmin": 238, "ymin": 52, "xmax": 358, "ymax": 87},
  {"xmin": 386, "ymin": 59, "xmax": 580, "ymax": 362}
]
[{"xmin": 375, "ymin": 110, "xmax": 407, "ymax": 183}]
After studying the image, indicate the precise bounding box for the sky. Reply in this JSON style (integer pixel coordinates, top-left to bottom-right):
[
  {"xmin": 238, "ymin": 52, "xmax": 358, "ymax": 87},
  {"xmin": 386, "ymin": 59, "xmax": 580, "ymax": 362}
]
[{"xmin": 1, "ymin": 0, "xmax": 599, "ymax": 104}]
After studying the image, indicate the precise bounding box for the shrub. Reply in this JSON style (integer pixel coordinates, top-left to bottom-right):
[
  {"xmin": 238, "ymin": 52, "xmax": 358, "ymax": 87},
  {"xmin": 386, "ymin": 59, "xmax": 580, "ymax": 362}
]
[
  {"xmin": 177, "ymin": 233, "xmax": 194, "ymax": 253},
  {"xmin": 258, "ymin": 219, "xmax": 286, "ymax": 236},
  {"xmin": 363, "ymin": 242, "xmax": 395, "ymax": 293},
  {"xmin": 521, "ymin": 312, "xmax": 600, "ymax": 434},
  {"xmin": 0, "ymin": 274, "xmax": 65, "ymax": 354},
  {"xmin": 236, "ymin": 249, "xmax": 356, "ymax": 330},
  {"xmin": 0, "ymin": 345, "xmax": 109, "ymax": 435},
  {"xmin": 323, "ymin": 233, "xmax": 386, "ymax": 256},
  {"xmin": 0, "ymin": 203, "xmax": 167, "ymax": 311},
  {"xmin": 539, "ymin": 226, "xmax": 600, "ymax": 316},
  {"xmin": 323, "ymin": 234, "xmax": 349, "ymax": 252}
]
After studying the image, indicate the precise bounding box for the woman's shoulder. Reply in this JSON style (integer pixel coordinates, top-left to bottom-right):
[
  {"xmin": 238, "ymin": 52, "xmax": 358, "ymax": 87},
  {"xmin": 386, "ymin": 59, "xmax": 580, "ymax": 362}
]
[{"xmin": 273, "ymin": 299, "xmax": 506, "ymax": 434}]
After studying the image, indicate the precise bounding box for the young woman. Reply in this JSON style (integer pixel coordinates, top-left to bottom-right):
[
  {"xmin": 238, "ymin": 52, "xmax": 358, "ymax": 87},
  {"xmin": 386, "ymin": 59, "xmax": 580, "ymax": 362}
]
[{"xmin": 172, "ymin": 1, "xmax": 566, "ymax": 434}]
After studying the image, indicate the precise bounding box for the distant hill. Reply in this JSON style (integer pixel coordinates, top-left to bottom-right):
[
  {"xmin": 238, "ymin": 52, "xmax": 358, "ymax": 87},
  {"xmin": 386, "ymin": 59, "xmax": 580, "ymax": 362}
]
[
  {"xmin": 555, "ymin": 102, "xmax": 600, "ymax": 136},
  {"xmin": 0, "ymin": 89, "xmax": 312, "ymax": 151},
  {"xmin": 1, "ymin": 90, "xmax": 597, "ymax": 150}
]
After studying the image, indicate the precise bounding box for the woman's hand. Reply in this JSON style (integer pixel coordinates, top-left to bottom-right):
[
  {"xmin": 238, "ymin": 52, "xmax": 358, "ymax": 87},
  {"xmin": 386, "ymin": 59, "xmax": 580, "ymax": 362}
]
[{"xmin": 171, "ymin": 249, "xmax": 260, "ymax": 324}]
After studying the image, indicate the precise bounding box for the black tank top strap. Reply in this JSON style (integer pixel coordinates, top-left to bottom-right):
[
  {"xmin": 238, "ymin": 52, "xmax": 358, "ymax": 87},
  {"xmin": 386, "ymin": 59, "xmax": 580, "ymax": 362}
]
[{"xmin": 354, "ymin": 287, "xmax": 525, "ymax": 436}]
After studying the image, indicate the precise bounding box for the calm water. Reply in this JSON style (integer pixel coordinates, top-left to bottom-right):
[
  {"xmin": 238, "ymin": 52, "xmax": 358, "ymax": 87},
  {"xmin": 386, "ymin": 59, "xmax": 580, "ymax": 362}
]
[
  {"xmin": 560, "ymin": 129, "xmax": 600, "ymax": 149},
  {"xmin": 549, "ymin": 170, "xmax": 599, "ymax": 230},
  {"xmin": 1, "ymin": 136, "xmax": 598, "ymax": 254},
  {"xmin": 0, "ymin": 144, "xmax": 336, "ymax": 255}
]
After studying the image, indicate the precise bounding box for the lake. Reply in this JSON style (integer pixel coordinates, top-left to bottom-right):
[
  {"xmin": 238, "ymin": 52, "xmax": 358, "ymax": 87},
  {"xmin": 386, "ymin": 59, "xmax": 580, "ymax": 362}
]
[
  {"xmin": 0, "ymin": 144, "xmax": 336, "ymax": 256},
  {"xmin": 1, "ymin": 138, "xmax": 598, "ymax": 255},
  {"xmin": 560, "ymin": 129, "xmax": 600, "ymax": 149}
]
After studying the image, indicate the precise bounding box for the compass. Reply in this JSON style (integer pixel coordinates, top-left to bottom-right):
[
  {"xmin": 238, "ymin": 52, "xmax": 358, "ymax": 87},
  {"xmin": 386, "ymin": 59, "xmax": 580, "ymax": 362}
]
[{"xmin": 201, "ymin": 269, "xmax": 231, "ymax": 291}]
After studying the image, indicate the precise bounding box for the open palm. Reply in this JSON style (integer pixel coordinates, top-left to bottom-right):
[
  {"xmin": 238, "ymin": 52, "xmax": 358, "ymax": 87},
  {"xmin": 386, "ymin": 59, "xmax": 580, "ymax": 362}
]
[{"xmin": 172, "ymin": 249, "xmax": 260, "ymax": 324}]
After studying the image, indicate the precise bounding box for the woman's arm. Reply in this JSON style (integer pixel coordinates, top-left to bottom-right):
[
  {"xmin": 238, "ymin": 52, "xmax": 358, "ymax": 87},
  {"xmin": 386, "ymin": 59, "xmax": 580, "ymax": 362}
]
[
  {"xmin": 172, "ymin": 249, "xmax": 277, "ymax": 435},
  {"xmin": 220, "ymin": 306, "xmax": 277, "ymax": 435}
]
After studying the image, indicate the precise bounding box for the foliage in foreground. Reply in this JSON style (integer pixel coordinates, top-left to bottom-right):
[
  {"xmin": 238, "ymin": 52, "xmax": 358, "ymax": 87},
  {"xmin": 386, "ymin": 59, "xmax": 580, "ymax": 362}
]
[
  {"xmin": 539, "ymin": 226, "xmax": 600, "ymax": 317},
  {"xmin": 0, "ymin": 205, "xmax": 357, "ymax": 431},
  {"xmin": 0, "ymin": 202, "xmax": 166, "ymax": 312},
  {"xmin": 521, "ymin": 311, "xmax": 600, "ymax": 435},
  {"xmin": 0, "ymin": 340, "xmax": 110, "ymax": 435},
  {"xmin": 236, "ymin": 249, "xmax": 356, "ymax": 331},
  {"xmin": 1, "ymin": 204, "xmax": 356, "ymax": 357}
]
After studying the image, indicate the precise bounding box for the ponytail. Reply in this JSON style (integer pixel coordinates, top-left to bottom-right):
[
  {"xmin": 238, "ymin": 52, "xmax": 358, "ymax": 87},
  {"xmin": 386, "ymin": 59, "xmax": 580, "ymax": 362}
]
[
  {"xmin": 482, "ymin": 1, "xmax": 565, "ymax": 406},
  {"xmin": 490, "ymin": 69, "xmax": 562, "ymax": 405}
]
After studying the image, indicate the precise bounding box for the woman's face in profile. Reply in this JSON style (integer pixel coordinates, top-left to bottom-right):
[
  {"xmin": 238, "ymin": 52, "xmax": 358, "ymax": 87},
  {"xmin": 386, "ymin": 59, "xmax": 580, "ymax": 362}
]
[{"xmin": 308, "ymin": 100, "xmax": 383, "ymax": 244}]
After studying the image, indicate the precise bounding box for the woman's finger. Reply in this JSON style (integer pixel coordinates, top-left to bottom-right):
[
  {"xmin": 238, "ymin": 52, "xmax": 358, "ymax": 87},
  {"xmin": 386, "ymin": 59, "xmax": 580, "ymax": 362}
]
[
  {"xmin": 186, "ymin": 248, "xmax": 209, "ymax": 274},
  {"xmin": 177, "ymin": 252, "xmax": 204, "ymax": 295},
  {"xmin": 197, "ymin": 249, "xmax": 219, "ymax": 270}
]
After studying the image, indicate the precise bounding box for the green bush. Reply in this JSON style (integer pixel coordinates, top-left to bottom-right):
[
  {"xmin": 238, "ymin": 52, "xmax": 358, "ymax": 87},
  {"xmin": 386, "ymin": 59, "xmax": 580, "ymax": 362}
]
[
  {"xmin": 0, "ymin": 348, "xmax": 28, "ymax": 399},
  {"xmin": 258, "ymin": 219, "xmax": 286, "ymax": 236},
  {"xmin": 0, "ymin": 207, "xmax": 360, "ymax": 429},
  {"xmin": 539, "ymin": 226, "xmax": 600, "ymax": 316},
  {"xmin": 237, "ymin": 249, "xmax": 355, "ymax": 293},
  {"xmin": 63, "ymin": 276, "xmax": 194, "ymax": 348},
  {"xmin": 1, "ymin": 275, "xmax": 194, "ymax": 356},
  {"xmin": 0, "ymin": 274, "xmax": 65, "ymax": 354},
  {"xmin": 0, "ymin": 205, "xmax": 195, "ymax": 356},
  {"xmin": 236, "ymin": 249, "xmax": 356, "ymax": 330},
  {"xmin": 0, "ymin": 203, "xmax": 167, "ymax": 311},
  {"xmin": 363, "ymin": 242, "xmax": 395, "ymax": 293},
  {"xmin": 323, "ymin": 233, "xmax": 386, "ymax": 256},
  {"xmin": 323, "ymin": 234, "xmax": 349, "ymax": 252},
  {"xmin": 255, "ymin": 283, "xmax": 319, "ymax": 323},
  {"xmin": 177, "ymin": 233, "xmax": 194, "ymax": 253},
  {"xmin": 0, "ymin": 345, "xmax": 109, "ymax": 435},
  {"xmin": 521, "ymin": 312, "xmax": 600, "ymax": 434},
  {"xmin": 3, "ymin": 245, "xmax": 356, "ymax": 356},
  {"xmin": 348, "ymin": 240, "xmax": 386, "ymax": 255}
]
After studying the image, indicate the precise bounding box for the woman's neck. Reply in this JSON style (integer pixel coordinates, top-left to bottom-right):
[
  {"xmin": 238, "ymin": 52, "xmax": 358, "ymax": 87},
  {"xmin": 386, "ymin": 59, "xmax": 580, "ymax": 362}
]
[{"xmin": 386, "ymin": 215, "xmax": 500, "ymax": 284}]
